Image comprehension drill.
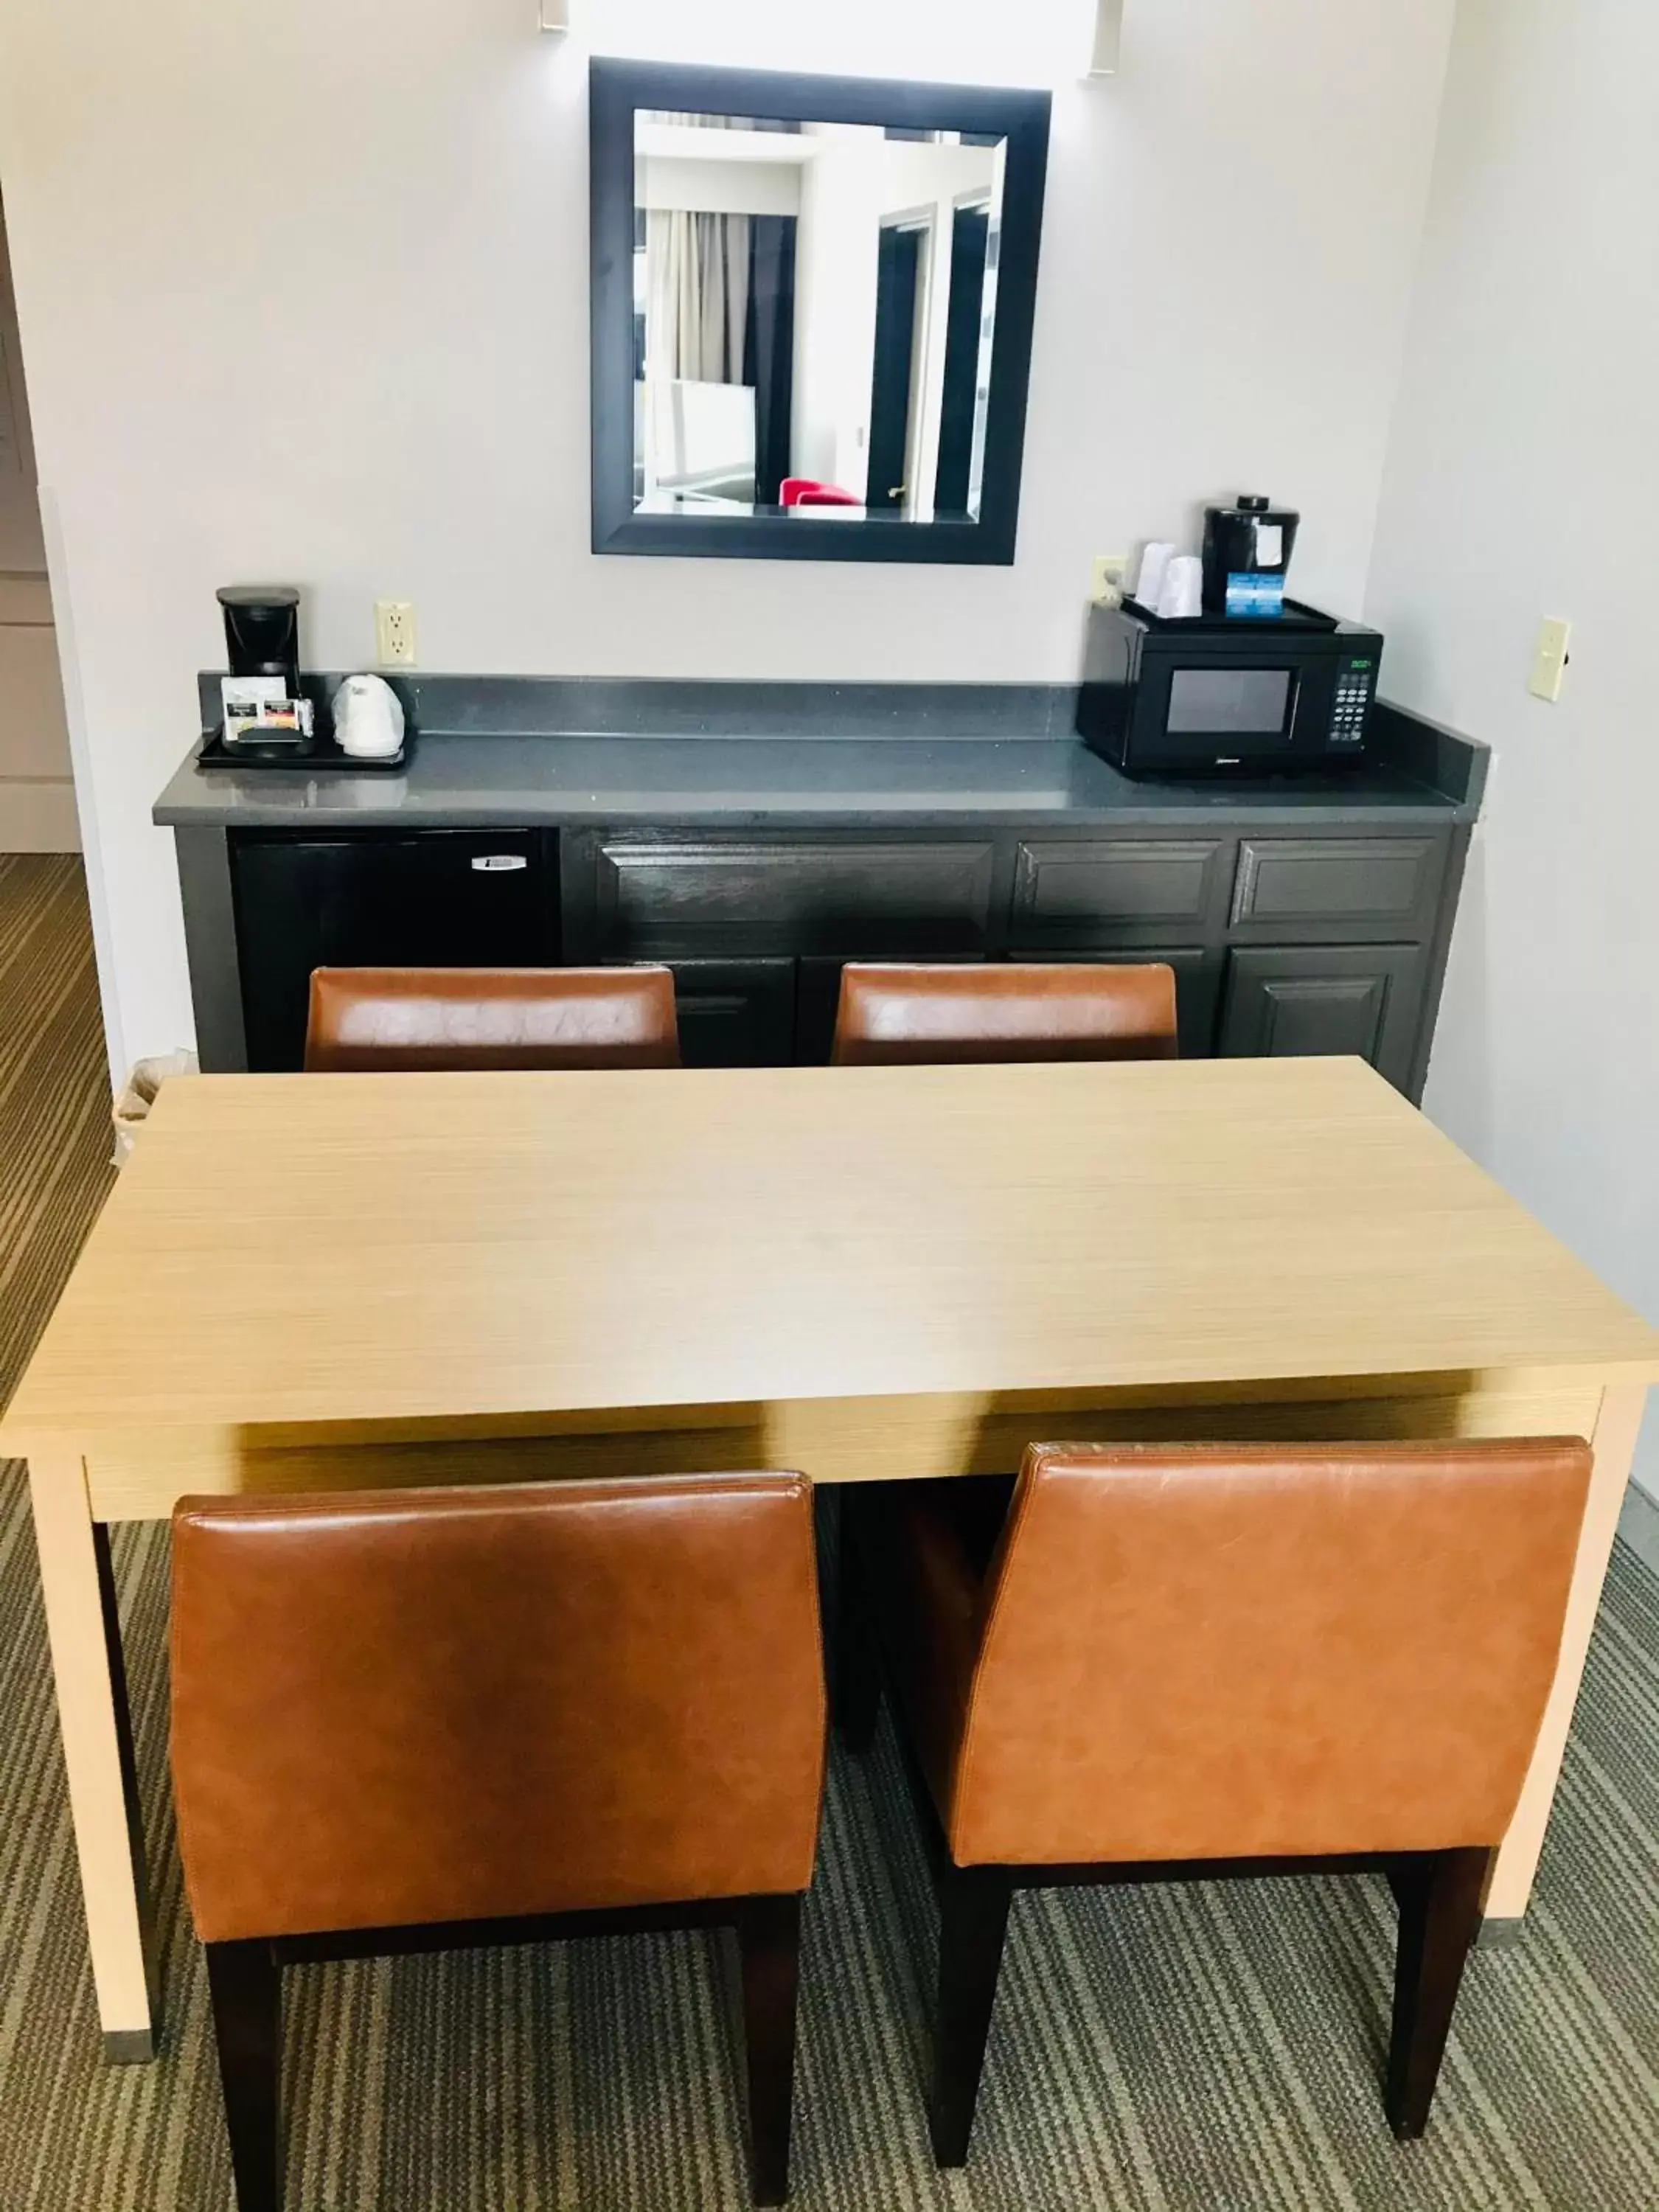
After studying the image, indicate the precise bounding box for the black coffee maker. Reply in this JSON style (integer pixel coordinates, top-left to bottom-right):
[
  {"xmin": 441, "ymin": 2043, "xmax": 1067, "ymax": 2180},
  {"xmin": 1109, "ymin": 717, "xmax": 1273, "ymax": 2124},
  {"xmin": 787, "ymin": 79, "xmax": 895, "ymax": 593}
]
[{"xmin": 217, "ymin": 585, "xmax": 302, "ymax": 691}]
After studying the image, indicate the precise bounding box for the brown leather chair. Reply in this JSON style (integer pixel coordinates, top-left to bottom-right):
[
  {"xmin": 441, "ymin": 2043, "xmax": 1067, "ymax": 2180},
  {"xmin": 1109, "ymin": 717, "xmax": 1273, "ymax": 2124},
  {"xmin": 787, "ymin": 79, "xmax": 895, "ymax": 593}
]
[
  {"xmin": 303, "ymin": 964, "xmax": 681, "ymax": 1071},
  {"xmin": 839, "ymin": 1438, "xmax": 1590, "ymax": 2166},
  {"xmin": 830, "ymin": 961, "xmax": 1179, "ymax": 1066},
  {"xmin": 171, "ymin": 1475, "xmax": 825, "ymax": 2208}
]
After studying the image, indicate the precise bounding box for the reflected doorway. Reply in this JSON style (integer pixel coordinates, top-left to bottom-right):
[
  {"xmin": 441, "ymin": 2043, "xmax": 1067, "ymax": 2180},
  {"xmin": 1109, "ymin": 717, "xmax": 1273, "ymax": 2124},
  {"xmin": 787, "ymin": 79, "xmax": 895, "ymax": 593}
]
[{"xmin": 867, "ymin": 220, "xmax": 925, "ymax": 515}]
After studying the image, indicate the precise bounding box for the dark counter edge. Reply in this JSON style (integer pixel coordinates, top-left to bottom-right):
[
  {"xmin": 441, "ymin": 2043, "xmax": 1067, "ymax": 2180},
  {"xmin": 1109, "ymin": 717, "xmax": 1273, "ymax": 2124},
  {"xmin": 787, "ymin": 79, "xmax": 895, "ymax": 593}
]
[{"xmin": 164, "ymin": 677, "xmax": 1487, "ymax": 829}]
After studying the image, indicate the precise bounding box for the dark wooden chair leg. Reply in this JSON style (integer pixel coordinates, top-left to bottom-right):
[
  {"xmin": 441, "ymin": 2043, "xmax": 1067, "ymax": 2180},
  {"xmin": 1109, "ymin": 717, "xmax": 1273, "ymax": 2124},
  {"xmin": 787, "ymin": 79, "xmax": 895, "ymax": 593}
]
[
  {"xmin": 735, "ymin": 1893, "xmax": 803, "ymax": 2207},
  {"xmin": 205, "ymin": 1940, "xmax": 284, "ymax": 2212},
  {"xmin": 1386, "ymin": 1846, "xmax": 1490, "ymax": 2138},
  {"xmin": 929, "ymin": 1863, "xmax": 1013, "ymax": 2168},
  {"xmin": 832, "ymin": 1494, "xmax": 881, "ymax": 1750}
]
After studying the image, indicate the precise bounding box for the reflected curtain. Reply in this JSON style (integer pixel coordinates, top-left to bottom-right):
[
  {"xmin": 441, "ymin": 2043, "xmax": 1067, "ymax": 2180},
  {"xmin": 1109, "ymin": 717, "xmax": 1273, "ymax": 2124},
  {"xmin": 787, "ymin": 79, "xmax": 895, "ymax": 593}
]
[{"xmin": 645, "ymin": 210, "xmax": 751, "ymax": 385}]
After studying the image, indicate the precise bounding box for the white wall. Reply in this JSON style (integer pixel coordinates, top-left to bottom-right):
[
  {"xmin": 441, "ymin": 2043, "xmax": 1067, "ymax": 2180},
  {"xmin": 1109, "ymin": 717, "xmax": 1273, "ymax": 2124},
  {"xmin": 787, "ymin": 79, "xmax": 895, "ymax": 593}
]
[
  {"xmin": 1367, "ymin": 0, "xmax": 1658, "ymax": 1495},
  {"xmin": 638, "ymin": 155, "xmax": 802, "ymax": 219},
  {"xmin": 792, "ymin": 128, "xmax": 889, "ymax": 497},
  {"xmin": 0, "ymin": 0, "xmax": 1455, "ymax": 1075}
]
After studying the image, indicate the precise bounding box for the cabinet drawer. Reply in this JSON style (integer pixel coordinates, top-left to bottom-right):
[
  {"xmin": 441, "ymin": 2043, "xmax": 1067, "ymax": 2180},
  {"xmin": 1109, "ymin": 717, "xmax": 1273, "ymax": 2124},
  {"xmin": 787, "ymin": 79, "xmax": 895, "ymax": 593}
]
[
  {"xmin": 1230, "ymin": 837, "xmax": 1446, "ymax": 936},
  {"xmin": 586, "ymin": 835, "xmax": 995, "ymax": 956},
  {"xmin": 1011, "ymin": 838, "xmax": 1228, "ymax": 941}
]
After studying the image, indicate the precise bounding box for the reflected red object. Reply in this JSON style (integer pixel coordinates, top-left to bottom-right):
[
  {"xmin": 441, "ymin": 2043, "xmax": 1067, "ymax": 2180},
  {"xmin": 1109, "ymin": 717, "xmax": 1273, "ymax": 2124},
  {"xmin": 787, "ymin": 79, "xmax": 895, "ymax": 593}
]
[{"xmin": 779, "ymin": 477, "xmax": 860, "ymax": 509}]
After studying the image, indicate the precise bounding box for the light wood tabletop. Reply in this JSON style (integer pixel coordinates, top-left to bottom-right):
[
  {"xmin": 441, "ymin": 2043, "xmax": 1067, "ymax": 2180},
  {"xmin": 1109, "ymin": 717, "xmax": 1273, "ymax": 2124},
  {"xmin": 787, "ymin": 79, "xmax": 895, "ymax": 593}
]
[
  {"xmin": 5, "ymin": 1054, "xmax": 1655, "ymax": 2060},
  {"xmin": 4, "ymin": 1054, "xmax": 1655, "ymax": 1453}
]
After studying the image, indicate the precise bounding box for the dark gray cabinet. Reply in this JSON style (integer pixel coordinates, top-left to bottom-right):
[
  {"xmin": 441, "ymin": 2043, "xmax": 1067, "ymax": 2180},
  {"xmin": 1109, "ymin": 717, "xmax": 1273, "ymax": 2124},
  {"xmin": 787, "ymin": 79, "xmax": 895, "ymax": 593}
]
[
  {"xmin": 207, "ymin": 812, "xmax": 1466, "ymax": 1096},
  {"xmin": 1217, "ymin": 945, "xmax": 1426, "ymax": 1090}
]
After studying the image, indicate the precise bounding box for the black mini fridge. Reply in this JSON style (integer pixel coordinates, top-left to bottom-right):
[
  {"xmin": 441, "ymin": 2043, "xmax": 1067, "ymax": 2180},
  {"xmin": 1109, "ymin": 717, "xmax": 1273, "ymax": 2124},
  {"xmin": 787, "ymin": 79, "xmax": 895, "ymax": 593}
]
[{"xmin": 229, "ymin": 830, "xmax": 558, "ymax": 1071}]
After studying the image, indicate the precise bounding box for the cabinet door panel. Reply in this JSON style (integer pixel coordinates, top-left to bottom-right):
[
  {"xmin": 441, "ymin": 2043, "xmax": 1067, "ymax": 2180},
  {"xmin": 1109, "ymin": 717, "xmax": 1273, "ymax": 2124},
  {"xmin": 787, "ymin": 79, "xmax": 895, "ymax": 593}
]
[
  {"xmin": 585, "ymin": 835, "xmax": 995, "ymax": 955},
  {"xmin": 230, "ymin": 831, "xmax": 555, "ymax": 1071},
  {"xmin": 662, "ymin": 958, "xmax": 796, "ymax": 1068},
  {"xmin": 1034, "ymin": 949, "xmax": 1223, "ymax": 1060},
  {"xmin": 1218, "ymin": 945, "xmax": 1425, "ymax": 1091},
  {"xmin": 1011, "ymin": 838, "xmax": 1229, "ymax": 942},
  {"xmin": 1230, "ymin": 836, "xmax": 1446, "ymax": 938}
]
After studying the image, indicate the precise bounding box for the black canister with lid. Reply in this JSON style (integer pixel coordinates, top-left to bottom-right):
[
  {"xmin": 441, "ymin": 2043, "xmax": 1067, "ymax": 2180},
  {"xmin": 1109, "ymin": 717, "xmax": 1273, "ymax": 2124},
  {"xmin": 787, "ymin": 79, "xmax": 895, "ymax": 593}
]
[{"xmin": 1201, "ymin": 495, "xmax": 1300, "ymax": 616}]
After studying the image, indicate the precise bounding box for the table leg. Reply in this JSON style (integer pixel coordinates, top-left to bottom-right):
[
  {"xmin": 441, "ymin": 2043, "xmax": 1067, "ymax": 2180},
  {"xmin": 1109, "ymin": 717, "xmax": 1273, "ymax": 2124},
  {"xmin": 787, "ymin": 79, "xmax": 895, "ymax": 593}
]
[
  {"xmin": 27, "ymin": 1452, "xmax": 159, "ymax": 2060},
  {"xmin": 1486, "ymin": 1382, "xmax": 1649, "ymax": 1924}
]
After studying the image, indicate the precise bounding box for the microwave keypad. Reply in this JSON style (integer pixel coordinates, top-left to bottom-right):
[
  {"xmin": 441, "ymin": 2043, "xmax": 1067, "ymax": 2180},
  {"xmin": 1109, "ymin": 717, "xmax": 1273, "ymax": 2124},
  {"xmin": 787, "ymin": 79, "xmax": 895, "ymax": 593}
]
[{"xmin": 1330, "ymin": 674, "xmax": 1372, "ymax": 746}]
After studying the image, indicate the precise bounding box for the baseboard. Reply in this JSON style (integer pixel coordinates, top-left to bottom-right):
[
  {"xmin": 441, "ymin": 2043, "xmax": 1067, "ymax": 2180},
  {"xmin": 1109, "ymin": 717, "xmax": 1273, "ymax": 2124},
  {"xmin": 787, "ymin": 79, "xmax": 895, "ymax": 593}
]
[
  {"xmin": 1617, "ymin": 1480, "xmax": 1659, "ymax": 1582},
  {"xmin": 0, "ymin": 776, "xmax": 79, "ymax": 851}
]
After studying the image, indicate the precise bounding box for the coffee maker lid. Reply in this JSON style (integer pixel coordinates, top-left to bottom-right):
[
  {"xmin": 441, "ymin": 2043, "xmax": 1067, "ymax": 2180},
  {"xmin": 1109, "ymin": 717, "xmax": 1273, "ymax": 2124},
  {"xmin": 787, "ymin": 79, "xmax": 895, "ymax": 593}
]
[{"xmin": 216, "ymin": 585, "xmax": 300, "ymax": 609}]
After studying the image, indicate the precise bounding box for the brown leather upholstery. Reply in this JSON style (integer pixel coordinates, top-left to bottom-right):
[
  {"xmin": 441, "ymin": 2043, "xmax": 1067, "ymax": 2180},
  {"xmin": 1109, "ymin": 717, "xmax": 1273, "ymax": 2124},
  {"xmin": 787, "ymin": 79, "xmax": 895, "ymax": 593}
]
[
  {"xmin": 170, "ymin": 1475, "xmax": 825, "ymax": 1942},
  {"xmin": 865, "ymin": 1439, "xmax": 1589, "ymax": 1867},
  {"xmin": 304, "ymin": 965, "xmax": 680, "ymax": 1071},
  {"xmin": 831, "ymin": 962, "xmax": 1178, "ymax": 1066}
]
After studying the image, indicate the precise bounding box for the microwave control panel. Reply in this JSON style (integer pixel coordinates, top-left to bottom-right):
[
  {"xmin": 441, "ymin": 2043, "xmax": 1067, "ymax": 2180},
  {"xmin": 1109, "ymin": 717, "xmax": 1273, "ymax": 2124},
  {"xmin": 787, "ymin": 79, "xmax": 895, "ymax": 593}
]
[{"xmin": 1329, "ymin": 656, "xmax": 1377, "ymax": 747}]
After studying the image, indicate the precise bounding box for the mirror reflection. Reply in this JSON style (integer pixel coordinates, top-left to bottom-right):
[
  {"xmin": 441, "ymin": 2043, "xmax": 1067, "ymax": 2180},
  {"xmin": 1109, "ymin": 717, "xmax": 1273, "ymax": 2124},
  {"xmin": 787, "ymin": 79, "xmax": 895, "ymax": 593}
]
[{"xmin": 633, "ymin": 111, "xmax": 1005, "ymax": 525}]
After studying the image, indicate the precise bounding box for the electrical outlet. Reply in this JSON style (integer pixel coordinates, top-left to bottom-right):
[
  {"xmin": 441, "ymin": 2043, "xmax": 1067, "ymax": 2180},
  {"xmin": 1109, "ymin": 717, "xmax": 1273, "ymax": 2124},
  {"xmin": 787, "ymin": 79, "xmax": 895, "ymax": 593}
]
[
  {"xmin": 1091, "ymin": 553, "xmax": 1130, "ymax": 605},
  {"xmin": 375, "ymin": 601, "xmax": 417, "ymax": 668},
  {"xmin": 1527, "ymin": 616, "xmax": 1571, "ymax": 703}
]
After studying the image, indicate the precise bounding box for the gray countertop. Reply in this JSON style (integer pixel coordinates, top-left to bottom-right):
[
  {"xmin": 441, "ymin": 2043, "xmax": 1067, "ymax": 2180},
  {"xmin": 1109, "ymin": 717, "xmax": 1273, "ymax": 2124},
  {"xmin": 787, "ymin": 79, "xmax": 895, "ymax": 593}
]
[{"xmin": 155, "ymin": 734, "xmax": 1480, "ymax": 835}]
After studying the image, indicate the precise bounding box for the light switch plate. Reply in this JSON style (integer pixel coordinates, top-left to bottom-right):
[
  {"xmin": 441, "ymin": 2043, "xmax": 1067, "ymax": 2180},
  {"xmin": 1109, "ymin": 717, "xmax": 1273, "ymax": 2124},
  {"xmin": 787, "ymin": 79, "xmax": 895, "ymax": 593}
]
[
  {"xmin": 1528, "ymin": 616, "xmax": 1571, "ymax": 703},
  {"xmin": 375, "ymin": 601, "xmax": 417, "ymax": 668}
]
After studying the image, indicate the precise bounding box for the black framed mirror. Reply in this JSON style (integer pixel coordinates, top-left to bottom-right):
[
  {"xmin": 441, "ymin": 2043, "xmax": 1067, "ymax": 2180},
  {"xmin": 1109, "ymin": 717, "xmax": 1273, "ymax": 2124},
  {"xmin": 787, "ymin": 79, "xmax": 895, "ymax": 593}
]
[{"xmin": 589, "ymin": 60, "xmax": 1051, "ymax": 566}]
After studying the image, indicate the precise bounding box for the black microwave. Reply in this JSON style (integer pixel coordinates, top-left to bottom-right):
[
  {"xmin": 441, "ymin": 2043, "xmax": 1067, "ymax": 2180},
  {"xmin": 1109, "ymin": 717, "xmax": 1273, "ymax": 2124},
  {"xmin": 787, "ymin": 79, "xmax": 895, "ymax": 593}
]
[{"xmin": 1077, "ymin": 599, "xmax": 1385, "ymax": 777}]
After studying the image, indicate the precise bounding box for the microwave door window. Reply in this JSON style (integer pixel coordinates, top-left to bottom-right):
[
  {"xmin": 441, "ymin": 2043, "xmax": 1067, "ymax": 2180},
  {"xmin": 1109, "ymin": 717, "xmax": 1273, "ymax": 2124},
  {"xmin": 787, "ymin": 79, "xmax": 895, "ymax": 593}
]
[{"xmin": 1166, "ymin": 668, "xmax": 1295, "ymax": 738}]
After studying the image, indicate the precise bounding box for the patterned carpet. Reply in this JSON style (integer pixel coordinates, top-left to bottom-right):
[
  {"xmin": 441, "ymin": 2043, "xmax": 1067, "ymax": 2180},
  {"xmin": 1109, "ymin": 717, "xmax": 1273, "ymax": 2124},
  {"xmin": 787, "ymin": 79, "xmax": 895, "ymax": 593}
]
[{"xmin": 1, "ymin": 851, "xmax": 1657, "ymax": 2211}]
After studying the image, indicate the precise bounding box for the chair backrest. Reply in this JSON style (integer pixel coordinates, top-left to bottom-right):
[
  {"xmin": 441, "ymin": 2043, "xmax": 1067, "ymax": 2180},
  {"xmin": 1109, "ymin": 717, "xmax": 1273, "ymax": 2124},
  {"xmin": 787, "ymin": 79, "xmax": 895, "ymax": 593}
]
[
  {"xmin": 831, "ymin": 962, "xmax": 1178, "ymax": 1067},
  {"xmin": 948, "ymin": 1439, "xmax": 1590, "ymax": 1867},
  {"xmin": 170, "ymin": 1475, "xmax": 825, "ymax": 1941},
  {"xmin": 304, "ymin": 964, "xmax": 680, "ymax": 1071}
]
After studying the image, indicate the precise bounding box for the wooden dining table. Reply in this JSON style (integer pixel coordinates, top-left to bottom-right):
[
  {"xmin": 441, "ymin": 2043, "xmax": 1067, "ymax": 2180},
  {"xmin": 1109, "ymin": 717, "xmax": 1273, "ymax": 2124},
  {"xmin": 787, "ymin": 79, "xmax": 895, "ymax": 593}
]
[{"xmin": 3, "ymin": 1053, "xmax": 1655, "ymax": 2061}]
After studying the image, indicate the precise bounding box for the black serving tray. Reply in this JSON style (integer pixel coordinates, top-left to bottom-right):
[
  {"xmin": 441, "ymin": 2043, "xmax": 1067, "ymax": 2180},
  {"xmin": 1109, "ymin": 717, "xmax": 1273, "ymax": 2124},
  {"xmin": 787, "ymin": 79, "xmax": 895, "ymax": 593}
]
[
  {"xmin": 197, "ymin": 727, "xmax": 412, "ymax": 775},
  {"xmin": 1120, "ymin": 596, "xmax": 1340, "ymax": 633}
]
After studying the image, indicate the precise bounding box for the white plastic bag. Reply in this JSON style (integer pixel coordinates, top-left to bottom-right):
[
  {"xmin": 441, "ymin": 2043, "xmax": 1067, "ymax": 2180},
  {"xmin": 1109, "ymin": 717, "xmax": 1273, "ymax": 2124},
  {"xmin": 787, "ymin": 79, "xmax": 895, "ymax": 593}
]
[{"xmin": 112, "ymin": 1051, "xmax": 199, "ymax": 1166}]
